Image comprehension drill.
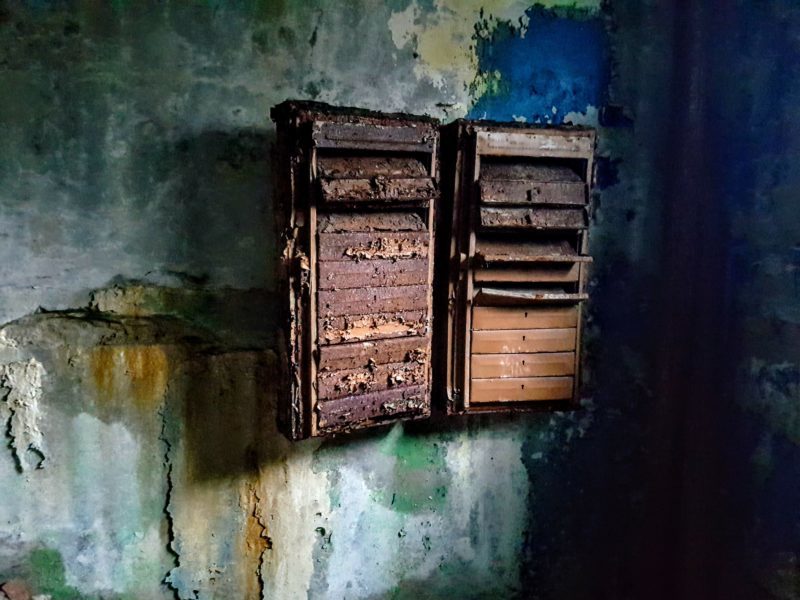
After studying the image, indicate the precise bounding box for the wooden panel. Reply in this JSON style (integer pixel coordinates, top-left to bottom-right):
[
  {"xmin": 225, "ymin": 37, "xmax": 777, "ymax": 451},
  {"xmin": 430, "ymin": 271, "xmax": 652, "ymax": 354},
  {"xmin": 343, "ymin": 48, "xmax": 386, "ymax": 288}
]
[
  {"xmin": 272, "ymin": 100, "xmax": 437, "ymax": 438},
  {"xmin": 318, "ymin": 359, "xmax": 428, "ymax": 400},
  {"xmin": 471, "ymin": 328, "xmax": 576, "ymax": 354},
  {"xmin": 318, "ymin": 231, "xmax": 429, "ymax": 261},
  {"xmin": 473, "ymin": 264, "xmax": 580, "ymax": 283},
  {"xmin": 479, "ymin": 180, "xmax": 586, "ymax": 206},
  {"xmin": 475, "ymin": 239, "xmax": 590, "ymax": 264},
  {"xmin": 472, "ymin": 306, "xmax": 578, "ymax": 330},
  {"xmin": 474, "ymin": 287, "xmax": 588, "ymax": 305},
  {"xmin": 319, "ymin": 310, "xmax": 428, "ymax": 344},
  {"xmin": 317, "ymin": 155, "xmax": 428, "ymax": 179},
  {"xmin": 438, "ymin": 121, "xmax": 595, "ymax": 415},
  {"xmin": 318, "ymin": 257, "xmax": 428, "ymax": 289},
  {"xmin": 480, "ymin": 206, "xmax": 586, "ymax": 230},
  {"xmin": 313, "ymin": 122, "xmax": 436, "ymax": 152},
  {"xmin": 471, "ymin": 352, "xmax": 575, "ymax": 379},
  {"xmin": 479, "ymin": 162, "xmax": 583, "ymax": 182},
  {"xmin": 318, "ymin": 285, "xmax": 428, "ymax": 317},
  {"xmin": 317, "ymin": 385, "xmax": 429, "ymax": 432},
  {"xmin": 320, "ymin": 177, "xmax": 436, "ymax": 203},
  {"xmin": 318, "ymin": 212, "xmax": 426, "ymax": 233},
  {"xmin": 319, "ymin": 337, "xmax": 428, "ymax": 371},
  {"xmin": 470, "ymin": 376, "xmax": 574, "ymax": 403},
  {"xmin": 475, "ymin": 130, "xmax": 594, "ymax": 157}
]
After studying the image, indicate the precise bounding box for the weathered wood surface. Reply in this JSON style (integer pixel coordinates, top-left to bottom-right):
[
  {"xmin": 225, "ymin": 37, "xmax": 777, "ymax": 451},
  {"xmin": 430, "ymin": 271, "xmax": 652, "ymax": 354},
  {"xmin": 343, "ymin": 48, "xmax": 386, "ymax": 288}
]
[
  {"xmin": 471, "ymin": 328, "xmax": 576, "ymax": 354},
  {"xmin": 272, "ymin": 100, "xmax": 439, "ymax": 438},
  {"xmin": 318, "ymin": 155, "xmax": 428, "ymax": 179},
  {"xmin": 475, "ymin": 129, "xmax": 594, "ymax": 158},
  {"xmin": 320, "ymin": 176, "xmax": 435, "ymax": 203},
  {"xmin": 475, "ymin": 239, "xmax": 590, "ymax": 263},
  {"xmin": 313, "ymin": 122, "xmax": 436, "ymax": 152},
  {"xmin": 318, "ymin": 212, "xmax": 426, "ymax": 233},
  {"xmin": 480, "ymin": 206, "xmax": 586, "ymax": 230},
  {"xmin": 472, "ymin": 306, "xmax": 578, "ymax": 330},
  {"xmin": 318, "ymin": 310, "xmax": 428, "ymax": 344},
  {"xmin": 470, "ymin": 376, "xmax": 574, "ymax": 403},
  {"xmin": 318, "ymin": 232, "xmax": 429, "ymax": 261},
  {"xmin": 473, "ymin": 264, "xmax": 580, "ymax": 283},
  {"xmin": 474, "ymin": 287, "xmax": 588, "ymax": 305},
  {"xmin": 319, "ymin": 337, "xmax": 428, "ymax": 371},
  {"xmin": 479, "ymin": 180, "xmax": 585, "ymax": 206},
  {"xmin": 318, "ymin": 257, "xmax": 428, "ymax": 289},
  {"xmin": 479, "ymin": 162, "xmax": 583, "ymax": 182},
  {"xmin": 318, "ymin": 358, "xmax": 428, "ymax": 400},
  {"xmin": 470, "ymin": 352, "xmax": 575, "ymax": 379},
  {"xmin": 317, "ymin": 385, "xmax": 429, "ymax": 431},
  {"xmin": 318, "ymin": 284, "xmax": 428, "ymax": 317}
]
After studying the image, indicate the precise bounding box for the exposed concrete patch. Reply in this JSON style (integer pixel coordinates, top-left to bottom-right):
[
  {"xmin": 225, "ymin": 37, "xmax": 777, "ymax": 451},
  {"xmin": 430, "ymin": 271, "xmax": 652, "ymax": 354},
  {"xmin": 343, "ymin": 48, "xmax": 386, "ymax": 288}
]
[
  {"xmin": 0, "ymin": 331, "xmax": 18, "ymax": 350},
  {"xmin": 0, "ymin": 359, "xmax": 46, "ymax": 472},
  {"xmin": 563, "ymin": 105, "xmax": 601, "ymax": 127}
]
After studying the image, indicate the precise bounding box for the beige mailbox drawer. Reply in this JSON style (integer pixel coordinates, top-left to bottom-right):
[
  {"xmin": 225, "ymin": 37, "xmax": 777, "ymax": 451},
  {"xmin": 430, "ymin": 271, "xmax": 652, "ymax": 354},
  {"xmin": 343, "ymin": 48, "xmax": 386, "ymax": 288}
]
[
  {"xmin": 470, "ymin": 352, "xmax": 575, "ymax": 379},
  {"xmin": 470, "ymin": 376, "xmax": 574, "ymax": 403},
  {"xmin": 472, "ymin": 305, "xmax": 578, "ymax": 330},
  {"xmin": 470, "ymin": 327, "xmax": 577, "ymax": 354}
]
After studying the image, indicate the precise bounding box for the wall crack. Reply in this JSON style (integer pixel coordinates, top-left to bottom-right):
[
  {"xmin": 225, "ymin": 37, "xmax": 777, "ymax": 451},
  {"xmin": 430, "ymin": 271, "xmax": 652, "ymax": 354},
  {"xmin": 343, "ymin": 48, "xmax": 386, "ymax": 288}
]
[{"xmin": 159, "ymin": 404, "xmax": 185, "ymax": 600}]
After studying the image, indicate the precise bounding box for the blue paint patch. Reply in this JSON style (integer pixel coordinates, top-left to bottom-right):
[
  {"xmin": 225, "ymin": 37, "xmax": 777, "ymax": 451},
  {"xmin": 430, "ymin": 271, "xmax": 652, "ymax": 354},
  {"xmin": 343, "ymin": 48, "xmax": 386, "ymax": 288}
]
[{"xmin": 468, "ymin": 6, "xmax": 609, "ymax": 122}]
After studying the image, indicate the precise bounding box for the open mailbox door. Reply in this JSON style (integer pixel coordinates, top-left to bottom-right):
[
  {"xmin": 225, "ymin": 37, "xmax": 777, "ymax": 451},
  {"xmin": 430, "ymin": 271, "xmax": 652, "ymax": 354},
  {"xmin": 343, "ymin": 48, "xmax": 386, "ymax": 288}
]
[
  {"xmin": 438, "ymin": 121, "xmax": 595, "ymax": 414},
  {"xmin": 271, "ymin": 101, "xmax": 439, "ymax": 440}
]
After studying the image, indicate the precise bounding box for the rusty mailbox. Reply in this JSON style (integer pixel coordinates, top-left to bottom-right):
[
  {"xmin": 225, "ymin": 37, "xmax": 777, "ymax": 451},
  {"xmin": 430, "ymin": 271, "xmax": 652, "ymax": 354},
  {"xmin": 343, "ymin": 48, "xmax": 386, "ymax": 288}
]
[
  {"xmin": 271, "ymin": 101, "xmax": 439, "ymax": 439},
  {"xmin": 437, "ymin": 121, "xmax": 595, "ymax": 414}
]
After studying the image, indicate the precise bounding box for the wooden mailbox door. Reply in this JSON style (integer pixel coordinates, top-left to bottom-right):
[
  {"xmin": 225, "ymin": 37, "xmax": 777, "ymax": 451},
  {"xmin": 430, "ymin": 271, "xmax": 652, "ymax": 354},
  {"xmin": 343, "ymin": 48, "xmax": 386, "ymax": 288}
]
[
  {"xmin": 439, "ymin": 121, "xmax": 595, "ymax": 414},
  {"xmin": 271, "ymin": 101, "xmax": 438, "ymax": 439}
]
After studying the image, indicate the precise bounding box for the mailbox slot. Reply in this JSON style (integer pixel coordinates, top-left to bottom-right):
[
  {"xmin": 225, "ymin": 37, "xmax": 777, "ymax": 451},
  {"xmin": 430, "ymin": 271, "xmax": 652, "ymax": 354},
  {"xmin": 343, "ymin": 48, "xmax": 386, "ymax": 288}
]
[
  {"xmin": 272, "ymin": 101, "xmax": 438, "ymax": 439},
  {"xmin": 437, "ymin": 121, "xmax": 595, "ymax": 414}
]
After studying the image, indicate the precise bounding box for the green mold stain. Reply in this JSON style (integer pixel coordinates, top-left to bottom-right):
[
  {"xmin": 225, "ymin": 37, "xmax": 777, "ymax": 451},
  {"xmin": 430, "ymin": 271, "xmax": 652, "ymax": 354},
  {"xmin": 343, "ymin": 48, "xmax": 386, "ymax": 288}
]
[
  {"xmin": 531, "ymin": 0, "xmax": 602, "ymax": 13},
  {"xmin": 468, "ymin": 69, "xmax": 509, "ymax": 106},
  {"xmin": 2, "ymin": 548, "xmax": 86, "ymax": 600},
  {"xmin": 372, "ymin": 426, "xmax": 450, "ymax": 513}
]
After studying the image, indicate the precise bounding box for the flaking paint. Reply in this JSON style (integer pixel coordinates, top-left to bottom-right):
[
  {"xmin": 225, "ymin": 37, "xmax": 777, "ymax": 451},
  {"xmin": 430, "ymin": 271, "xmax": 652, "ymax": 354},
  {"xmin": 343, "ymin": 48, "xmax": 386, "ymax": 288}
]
[{"xmin": 2, "ymin": 1, "xmax": 798, "ymax": 598}]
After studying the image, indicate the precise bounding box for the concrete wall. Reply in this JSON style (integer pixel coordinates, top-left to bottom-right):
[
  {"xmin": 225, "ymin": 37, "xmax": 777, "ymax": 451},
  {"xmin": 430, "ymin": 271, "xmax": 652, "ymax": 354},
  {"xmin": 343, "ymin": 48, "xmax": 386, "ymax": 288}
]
[{"xmin": 1, "ymin": 1, "xmax": 798, "ymax": 599}]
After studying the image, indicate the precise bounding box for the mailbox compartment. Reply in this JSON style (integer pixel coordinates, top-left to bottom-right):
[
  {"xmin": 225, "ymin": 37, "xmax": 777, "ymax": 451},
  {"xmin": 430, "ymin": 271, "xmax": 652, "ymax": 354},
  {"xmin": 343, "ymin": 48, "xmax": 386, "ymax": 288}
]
[
  {"xmin": 271, "ymin": 101, "xmax": 438, "ymax": 439},
  {"xmin": 436, "ymin": 121, "xmax": 595, "ymax": 414}
]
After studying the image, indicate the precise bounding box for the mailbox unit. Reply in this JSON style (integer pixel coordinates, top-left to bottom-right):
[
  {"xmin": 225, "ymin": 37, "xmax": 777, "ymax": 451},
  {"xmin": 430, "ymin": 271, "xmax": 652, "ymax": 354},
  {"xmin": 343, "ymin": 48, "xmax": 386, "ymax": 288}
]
[
  {"xmin": 271, "ymin": 101, "xmax": 439, "ymax": 439},
  {"xmin": 437, "ymin": 120, "xmax": 595, "ymax": 414}
]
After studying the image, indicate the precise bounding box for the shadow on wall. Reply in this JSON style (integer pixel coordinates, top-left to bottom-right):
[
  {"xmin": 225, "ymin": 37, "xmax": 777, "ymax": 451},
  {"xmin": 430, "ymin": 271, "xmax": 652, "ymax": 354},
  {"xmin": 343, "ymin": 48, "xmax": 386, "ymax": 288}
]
[
  {"xmin": 155, "ymin": 126, "xmax": 299, "ymax": 481},
  {"xmin": 85, "ymin": 125, "xmax": 301, "ymax": 481},
  {"xmin": 128, "ymin": 125, "xmax": 277, "ymax": 293},
  {"xmin": 178, "ymin": 347, "xmax": 283, "ymax": 482},
  {"xmin": 92, "ymin": 127, "xmax": 280, "ymax": 344}
]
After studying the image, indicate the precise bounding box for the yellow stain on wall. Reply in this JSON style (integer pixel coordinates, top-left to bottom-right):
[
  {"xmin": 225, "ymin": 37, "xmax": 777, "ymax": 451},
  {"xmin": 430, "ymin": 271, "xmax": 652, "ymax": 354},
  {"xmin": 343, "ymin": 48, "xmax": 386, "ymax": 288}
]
[
  {"xmin": 91, "ymin": 345, "xmax": 169, "ymax": 409},
  {"xmin": 241, "ymin": 484, "xmax": 270, "ymax": 600},
  {"xmin": 388, "ymin": 0, "xmax": 601, "ymax": 109}
]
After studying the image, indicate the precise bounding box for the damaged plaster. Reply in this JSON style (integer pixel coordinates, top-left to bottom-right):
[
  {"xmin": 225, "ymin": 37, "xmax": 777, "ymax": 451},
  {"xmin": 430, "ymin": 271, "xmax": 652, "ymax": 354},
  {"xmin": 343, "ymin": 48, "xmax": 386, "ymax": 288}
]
[
  {"xmin": 5, "ymin": 0, "xmax": 800, "ymax": 598},
  {"xmin": 0, "ymin": 358, "xmax": 46, "ymax": 472},
  {"xmin": 0, "ymin": 1, "xmax": 619, "ymax": 597}
]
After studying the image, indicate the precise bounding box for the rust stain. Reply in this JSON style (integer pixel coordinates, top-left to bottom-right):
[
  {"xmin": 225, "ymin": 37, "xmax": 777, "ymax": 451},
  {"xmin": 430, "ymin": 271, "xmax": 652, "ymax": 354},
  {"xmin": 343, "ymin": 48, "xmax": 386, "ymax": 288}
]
[
  {"xmin": 91, "ymin": 345, "xmax": 169, "ymax": 409},
  {"xmin": 241, "ymin": 485, "xmax": 270, "ymax": 599}
]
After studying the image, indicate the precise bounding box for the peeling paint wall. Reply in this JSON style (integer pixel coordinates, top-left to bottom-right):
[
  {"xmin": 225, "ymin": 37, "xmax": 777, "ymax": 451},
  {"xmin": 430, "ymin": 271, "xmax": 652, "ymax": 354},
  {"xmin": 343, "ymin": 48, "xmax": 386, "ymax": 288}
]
[{"xmin": 1, "ymin": 1, "xmax": 798, "ymax": 599}]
